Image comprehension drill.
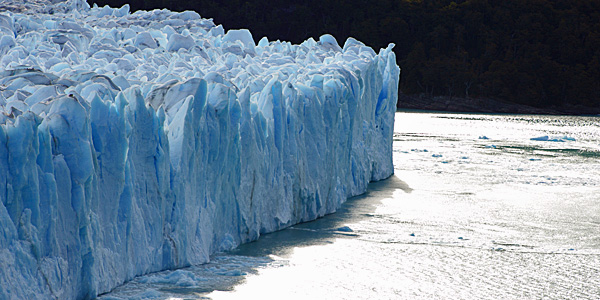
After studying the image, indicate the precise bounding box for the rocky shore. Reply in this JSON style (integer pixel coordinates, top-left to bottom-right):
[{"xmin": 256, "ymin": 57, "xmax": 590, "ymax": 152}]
[{"xmin": 397, "ymin": 93, "xmax": 600, "ymax": 116}]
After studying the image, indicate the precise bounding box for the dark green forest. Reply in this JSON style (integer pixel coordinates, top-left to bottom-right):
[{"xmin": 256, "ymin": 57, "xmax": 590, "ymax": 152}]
[{"xmin": 88, "ymin": 0, "xmax": 600, "ymax": 112}]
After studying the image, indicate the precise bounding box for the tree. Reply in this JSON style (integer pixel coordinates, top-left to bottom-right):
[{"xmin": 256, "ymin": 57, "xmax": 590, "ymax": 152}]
[{"xmin": 86, "ymin": 0, "xmax": 600, "ymax": 111}]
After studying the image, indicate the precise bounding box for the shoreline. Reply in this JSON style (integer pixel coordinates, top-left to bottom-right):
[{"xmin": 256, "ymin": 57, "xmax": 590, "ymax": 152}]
[{"xmin": 397, "ymin": 93, "xmax": 600, "ymax": 116}]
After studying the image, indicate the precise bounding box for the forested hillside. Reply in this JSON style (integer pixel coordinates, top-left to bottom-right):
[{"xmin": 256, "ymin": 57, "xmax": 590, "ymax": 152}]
[{"xmin": 88, "ymin": 0, "xmax": 600, "ymax": 112}]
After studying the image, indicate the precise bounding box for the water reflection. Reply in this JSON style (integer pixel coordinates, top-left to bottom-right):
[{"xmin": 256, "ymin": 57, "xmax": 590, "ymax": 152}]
[{"xmin": 230, "ymin": 175, "xmax": 409, "ymax": 258}]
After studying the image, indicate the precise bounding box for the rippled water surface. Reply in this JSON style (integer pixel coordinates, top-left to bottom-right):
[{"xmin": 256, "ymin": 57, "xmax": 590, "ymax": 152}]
[{"xmin": 101, "ymin": 111, "xmax": 600, "ymax": 300}]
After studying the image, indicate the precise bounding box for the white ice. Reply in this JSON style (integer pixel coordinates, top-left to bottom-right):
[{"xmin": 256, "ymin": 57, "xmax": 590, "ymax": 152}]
[{"xmin": 0, "ymin": 0, "xmax": 399, "ymax": 299}]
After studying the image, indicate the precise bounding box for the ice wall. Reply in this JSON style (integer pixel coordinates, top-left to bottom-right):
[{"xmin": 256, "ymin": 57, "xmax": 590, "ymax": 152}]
[{"xmin": 0, "ymin": 0, "xmax": 399, "ymax": 299}]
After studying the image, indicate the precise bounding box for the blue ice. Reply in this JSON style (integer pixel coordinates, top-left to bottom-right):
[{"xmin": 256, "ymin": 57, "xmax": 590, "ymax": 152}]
[
  {"xmin": 530, "ymin": 135, "xmax": 576, "ymax": 142},
  {"xmin": 0, "ymin": 0, "xmax": 399, "ymax": 299}
]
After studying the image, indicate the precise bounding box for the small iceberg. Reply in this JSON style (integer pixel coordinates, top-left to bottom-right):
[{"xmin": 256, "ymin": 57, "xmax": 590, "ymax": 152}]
[
  {"xmin": 336, "ymin": 226, "xmax": 354, "ymax": 232},
  {"xmin": 530, "ymin": 135, "xmax": 576, "ymax": 142}
]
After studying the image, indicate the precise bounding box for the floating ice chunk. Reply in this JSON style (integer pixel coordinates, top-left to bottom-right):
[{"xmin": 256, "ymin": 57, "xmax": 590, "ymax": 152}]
[
  {"xmin": 432, "ymin": 154, "xmax": 443, "ymax": 158},
  {"xmin": 478, "ymin": 135, "xmax": 489, "ymax": 140},
  {"xmin": 138, "ymin": 270, "xmax": 202, "ymax": 287},
  {"xmin": 137, "ymin": 290, "xmax": 162, "ymax": 299},
  {"xmin": 531, "ymin": 135, "xmax": 576, "ymax": 142},
  {"xmin": 216, "ymin": 269, "xmax": 246, "ymax": 276},
  {"xmin": 336, "ymin": 226, "xmax": 353, "ymax": 232},
  {"xmin": 530, "ymin": 135, "xmax": 550, "ymax": 141}
]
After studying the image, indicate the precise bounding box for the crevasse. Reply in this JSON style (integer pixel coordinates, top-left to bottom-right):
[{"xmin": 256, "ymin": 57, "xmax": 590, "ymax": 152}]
[{"xmin": 0, "ymin": 0, "xmax": 400, "ymax": 299}]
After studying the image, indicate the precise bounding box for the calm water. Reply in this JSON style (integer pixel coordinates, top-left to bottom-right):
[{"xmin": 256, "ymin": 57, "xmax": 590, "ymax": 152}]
[{"xmin": 101, "ymin": 111, "xmax": 600, "ymax": 300}]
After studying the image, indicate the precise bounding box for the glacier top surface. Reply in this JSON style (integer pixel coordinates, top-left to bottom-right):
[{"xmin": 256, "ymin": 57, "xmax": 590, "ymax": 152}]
[{"xmin": 0, "ymin": 0, "xmax": 393, "ymax": 121}]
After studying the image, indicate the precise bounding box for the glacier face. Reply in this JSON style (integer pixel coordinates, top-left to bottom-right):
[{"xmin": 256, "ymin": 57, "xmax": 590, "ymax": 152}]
[{"xmin": 0, "ymin": 0, "xmax": 399, "ymax": 299}]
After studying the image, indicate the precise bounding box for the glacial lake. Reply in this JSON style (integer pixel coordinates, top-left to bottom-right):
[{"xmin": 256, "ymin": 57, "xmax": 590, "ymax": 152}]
[{"xmin": 101, "ymin": 111, "xmax": 600, "ymax": 300}]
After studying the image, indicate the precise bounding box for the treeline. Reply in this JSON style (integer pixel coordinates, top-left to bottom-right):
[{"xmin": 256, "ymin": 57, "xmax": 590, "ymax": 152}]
[{"xmin": 88, "ymin": 0, "xmax": 600, "ymax": 110}]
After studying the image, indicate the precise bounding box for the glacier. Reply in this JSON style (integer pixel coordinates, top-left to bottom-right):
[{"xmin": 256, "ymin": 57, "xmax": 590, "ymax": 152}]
[{"xmin": 0, "ymin": 0, "xmax": 399, "ymax": 299}]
